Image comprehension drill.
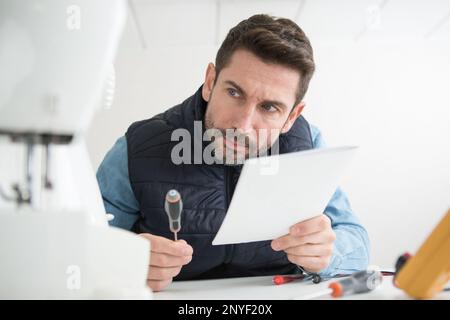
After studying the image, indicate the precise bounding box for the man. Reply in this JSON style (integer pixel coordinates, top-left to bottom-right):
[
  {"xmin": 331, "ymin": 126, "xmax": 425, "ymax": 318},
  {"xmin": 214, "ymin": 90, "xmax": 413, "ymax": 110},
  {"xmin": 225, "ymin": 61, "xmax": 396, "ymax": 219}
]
[{"xmin": 97, "ymin": 14, "xmax": 370, "ymax": 292}]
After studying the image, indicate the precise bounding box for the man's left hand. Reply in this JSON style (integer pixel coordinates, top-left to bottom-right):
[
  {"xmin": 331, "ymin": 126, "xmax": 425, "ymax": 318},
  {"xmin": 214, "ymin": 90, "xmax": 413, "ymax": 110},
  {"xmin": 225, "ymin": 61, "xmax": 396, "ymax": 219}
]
[{"xmin": 271, "ymin": 214, "xmax": 336, "ymax": 273}]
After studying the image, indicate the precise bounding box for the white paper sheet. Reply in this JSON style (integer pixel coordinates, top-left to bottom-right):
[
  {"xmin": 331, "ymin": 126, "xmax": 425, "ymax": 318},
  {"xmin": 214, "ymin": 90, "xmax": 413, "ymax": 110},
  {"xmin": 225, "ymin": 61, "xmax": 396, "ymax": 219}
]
[{"xmin": 212, "ymin": 146, "xmax": 358, "ymax": 245}]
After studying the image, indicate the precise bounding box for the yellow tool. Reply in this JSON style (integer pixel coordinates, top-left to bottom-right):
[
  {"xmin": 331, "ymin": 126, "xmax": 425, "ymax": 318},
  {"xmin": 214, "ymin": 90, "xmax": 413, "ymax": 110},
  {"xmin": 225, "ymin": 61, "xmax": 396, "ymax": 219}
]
[{"xmin": 395, "ymin": 209, "xmax": 450, "ymax": 299}]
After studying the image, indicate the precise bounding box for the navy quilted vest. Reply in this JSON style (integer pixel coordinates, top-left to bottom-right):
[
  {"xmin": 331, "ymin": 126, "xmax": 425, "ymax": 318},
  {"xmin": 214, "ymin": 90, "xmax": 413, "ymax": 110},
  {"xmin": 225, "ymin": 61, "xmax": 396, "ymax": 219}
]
[{"xmin": 126, "ymin": 86, "xmax": 313, "ymax": 280}]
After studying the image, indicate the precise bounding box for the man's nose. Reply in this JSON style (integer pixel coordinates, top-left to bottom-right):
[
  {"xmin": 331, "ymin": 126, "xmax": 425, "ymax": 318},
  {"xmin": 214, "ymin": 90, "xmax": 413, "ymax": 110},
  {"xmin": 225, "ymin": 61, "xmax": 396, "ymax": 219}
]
[{"xmin": 234, "ymin": 104, "xmax": 255, "ymax": 134}]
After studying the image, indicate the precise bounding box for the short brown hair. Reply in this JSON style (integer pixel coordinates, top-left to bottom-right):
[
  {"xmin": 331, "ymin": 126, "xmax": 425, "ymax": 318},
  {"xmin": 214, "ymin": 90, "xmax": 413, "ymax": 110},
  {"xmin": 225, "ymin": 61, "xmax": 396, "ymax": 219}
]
[{"xmin": 215, "ymin": 14, "xmax": 315, "ymax": 105}]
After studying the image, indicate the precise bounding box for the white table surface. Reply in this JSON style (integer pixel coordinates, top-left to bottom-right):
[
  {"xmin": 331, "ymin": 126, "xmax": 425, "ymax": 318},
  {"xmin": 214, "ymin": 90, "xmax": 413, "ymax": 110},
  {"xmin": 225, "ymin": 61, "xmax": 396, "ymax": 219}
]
[{"xmin": 153, "ymin": 274, "xmax": 450, "ymax": 300}]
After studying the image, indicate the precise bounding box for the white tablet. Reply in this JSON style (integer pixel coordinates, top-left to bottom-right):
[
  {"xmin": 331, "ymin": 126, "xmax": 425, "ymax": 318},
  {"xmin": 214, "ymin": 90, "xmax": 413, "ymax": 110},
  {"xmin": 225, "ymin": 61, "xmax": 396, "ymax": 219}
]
[{"xmin": 212, "ymin": 146, "xmax": 358, "ymax": 245}]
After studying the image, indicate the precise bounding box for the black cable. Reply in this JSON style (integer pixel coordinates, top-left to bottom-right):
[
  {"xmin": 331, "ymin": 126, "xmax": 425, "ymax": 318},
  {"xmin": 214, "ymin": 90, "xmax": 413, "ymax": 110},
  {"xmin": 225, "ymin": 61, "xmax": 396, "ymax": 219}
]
[
  {"xmin": 0, "ymin": 185, "xmax": 15, "ymax": 202},
  {"xmin": 297, "ymin": 265, "xmax": 323, "ymax": 284}
]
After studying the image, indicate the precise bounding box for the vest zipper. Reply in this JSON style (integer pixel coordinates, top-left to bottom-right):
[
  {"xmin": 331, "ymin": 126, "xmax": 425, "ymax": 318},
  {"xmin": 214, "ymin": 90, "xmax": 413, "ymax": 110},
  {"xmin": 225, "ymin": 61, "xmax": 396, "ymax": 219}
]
[
  {"xmin": 225, "ymin": 166, "xmax": 233, "ymax": 205},
  {"xmin": 224, "ymin": 166, "xmax": 234, "ymax": 263}
]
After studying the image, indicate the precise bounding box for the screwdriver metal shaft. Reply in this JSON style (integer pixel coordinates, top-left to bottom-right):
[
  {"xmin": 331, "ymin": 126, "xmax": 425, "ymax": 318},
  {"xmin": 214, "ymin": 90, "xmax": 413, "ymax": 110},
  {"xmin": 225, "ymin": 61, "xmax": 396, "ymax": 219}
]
[{"xmin": 293, "ymin": 288, "xmax": 333, "ymax": 300}]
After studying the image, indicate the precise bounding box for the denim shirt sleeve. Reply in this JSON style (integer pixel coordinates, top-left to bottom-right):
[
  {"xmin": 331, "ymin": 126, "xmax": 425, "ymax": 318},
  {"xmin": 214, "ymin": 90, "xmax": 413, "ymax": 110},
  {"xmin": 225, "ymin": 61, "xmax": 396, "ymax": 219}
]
[
  {"xmin": 96, "ymin": 136, "xmax": 140, "ymax": 230},
  {"xmin": 309, "ymin": 125, "xmax": 370, "ymax": 277}
]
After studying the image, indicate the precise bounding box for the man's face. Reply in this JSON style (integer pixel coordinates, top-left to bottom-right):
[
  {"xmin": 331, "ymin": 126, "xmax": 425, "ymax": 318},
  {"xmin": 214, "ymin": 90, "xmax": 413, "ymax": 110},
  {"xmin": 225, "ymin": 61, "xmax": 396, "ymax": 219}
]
[{"xmin": 203, "ymin": 49, "xmax": 305, "ymax": 165}]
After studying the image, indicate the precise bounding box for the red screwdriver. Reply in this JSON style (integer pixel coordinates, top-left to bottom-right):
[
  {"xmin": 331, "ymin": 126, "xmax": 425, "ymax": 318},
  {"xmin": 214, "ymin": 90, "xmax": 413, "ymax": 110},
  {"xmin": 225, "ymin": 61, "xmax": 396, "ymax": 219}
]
[{"xmin": 273, "ymin": 274, "xmax": 305, "ymax": 285}]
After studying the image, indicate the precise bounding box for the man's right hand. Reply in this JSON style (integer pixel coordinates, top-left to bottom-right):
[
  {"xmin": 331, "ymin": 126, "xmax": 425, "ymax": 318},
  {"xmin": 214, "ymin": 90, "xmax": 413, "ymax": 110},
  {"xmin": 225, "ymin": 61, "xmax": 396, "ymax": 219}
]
[{"xmin": 139, "ymin": 233, "xmax": 193, "ymax": 292}]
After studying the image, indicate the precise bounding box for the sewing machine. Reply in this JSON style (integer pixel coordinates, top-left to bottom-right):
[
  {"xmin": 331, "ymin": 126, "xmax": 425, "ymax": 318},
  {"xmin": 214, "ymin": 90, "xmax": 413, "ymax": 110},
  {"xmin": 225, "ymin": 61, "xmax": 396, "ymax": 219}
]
[{"xmin": 0, "ymin": 0, "xmax": 151, "ymax": 299}]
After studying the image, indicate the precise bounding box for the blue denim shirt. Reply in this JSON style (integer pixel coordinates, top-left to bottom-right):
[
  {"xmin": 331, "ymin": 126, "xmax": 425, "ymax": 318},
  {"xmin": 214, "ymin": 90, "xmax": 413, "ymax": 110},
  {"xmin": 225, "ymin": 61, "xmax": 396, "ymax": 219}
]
[{"xmin": 96, "ymin": 125, "xmax": 370, "ymax": 277}]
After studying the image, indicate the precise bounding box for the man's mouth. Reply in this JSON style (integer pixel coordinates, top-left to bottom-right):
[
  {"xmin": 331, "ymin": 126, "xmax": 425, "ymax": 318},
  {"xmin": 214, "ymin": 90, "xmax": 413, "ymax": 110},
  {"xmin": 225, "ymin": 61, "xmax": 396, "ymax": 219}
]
[{"xmin": 223, "ymin": 137, "xmax": 248, "ymax": 153}]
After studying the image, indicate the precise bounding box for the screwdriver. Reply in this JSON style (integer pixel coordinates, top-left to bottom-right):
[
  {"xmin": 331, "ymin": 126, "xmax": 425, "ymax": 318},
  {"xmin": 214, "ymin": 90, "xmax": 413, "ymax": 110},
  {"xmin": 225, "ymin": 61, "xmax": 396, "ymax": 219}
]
[
  {"xmin": 293, "ymin": 269, "xmax": 383, "ymax": 300},
  {"xmin": 273, "ymin": 274, "xmax": 305, "ymax": 285},
  {"xmin": 164, "ymin": 189, "xmax": 183, "ymax": 241}
]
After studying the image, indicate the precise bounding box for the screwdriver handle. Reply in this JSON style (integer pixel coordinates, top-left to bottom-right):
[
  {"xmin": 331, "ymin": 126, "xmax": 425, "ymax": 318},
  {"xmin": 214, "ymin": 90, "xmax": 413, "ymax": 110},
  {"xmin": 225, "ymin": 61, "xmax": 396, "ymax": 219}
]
[
  {"xmin": 273, "ymin": 275, "xmax": 304, "ymax": 285},
  {"xmin": 330, "ymin": 269, "xmax": 383, "ymax": 298},
  {"xmin": 165, "ymin": 189, "xmax": 182, "ymax": 235}
]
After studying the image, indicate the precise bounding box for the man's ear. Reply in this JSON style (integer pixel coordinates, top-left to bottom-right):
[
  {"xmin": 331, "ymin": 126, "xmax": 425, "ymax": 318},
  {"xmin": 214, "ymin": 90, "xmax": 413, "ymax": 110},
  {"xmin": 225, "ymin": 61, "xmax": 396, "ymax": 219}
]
[
  {"xmin": 281, "ymin": 102, "xmax": 306, "ymax": 134},
  {"xmin": 202, "ymin": 63, "xmax": 216, "ymax": 102}
]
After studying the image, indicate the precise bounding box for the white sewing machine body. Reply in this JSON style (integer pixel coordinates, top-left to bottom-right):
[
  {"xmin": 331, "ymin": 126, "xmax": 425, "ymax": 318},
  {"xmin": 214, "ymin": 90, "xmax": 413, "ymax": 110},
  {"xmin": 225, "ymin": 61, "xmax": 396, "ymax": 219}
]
[
  {"xmin": 0, "ymin": 0, "xmax": 151, "ymax": 299},
  {"xmin": 0, "ymin": 209, "xmax": 150, "ymax": 299}
]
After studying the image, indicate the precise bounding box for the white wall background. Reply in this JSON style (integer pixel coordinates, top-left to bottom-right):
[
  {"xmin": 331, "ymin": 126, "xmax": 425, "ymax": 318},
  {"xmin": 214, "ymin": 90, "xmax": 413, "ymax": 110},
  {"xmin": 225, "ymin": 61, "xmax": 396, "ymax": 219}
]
[
  {"xmin": 85, "ymin": 0, "xmax": 450, "ymax": 268},
  {"xmin": 88, "ymin": 0, "xmax": 450, "ymax": 267},
  {"xmin": 2, "ymin": 0, "xmax": 448, "ymax": 270}
]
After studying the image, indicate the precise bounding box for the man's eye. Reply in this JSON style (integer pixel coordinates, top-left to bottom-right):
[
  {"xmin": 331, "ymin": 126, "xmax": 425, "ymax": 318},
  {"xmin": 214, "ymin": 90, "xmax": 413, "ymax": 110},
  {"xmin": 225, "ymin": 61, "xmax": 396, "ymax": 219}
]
[
  {"xmin": 227, "ymin": 88, "xmax": 239, "ymax": 97},
  {"xmin": 260, "ymin": 104, "xmax": 277, "ymax": 113}
]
